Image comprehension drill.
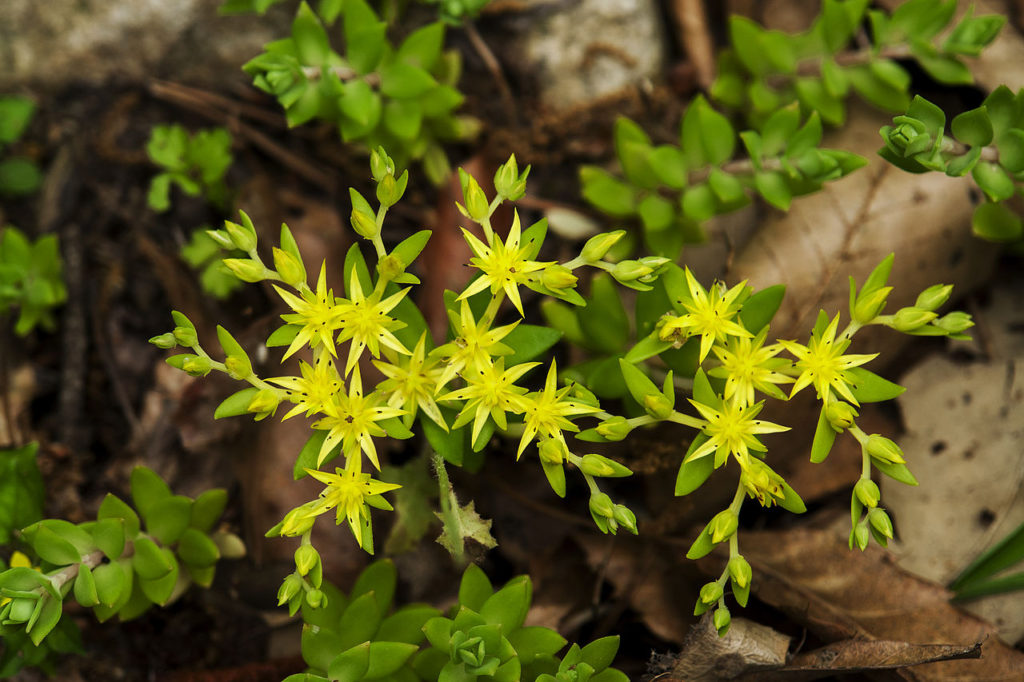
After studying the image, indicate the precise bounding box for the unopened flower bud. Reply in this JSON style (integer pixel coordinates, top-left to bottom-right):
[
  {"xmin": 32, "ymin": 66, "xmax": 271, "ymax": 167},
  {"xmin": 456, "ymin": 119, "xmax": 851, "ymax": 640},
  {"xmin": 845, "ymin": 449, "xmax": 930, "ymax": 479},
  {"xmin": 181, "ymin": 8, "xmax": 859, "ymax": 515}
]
[
  {"xmin": 224, "ymin": 355, "xmax": 252, "ymax": 381},
  {"xmin": 580, "ymin": 230, "xmax": 625, "ymax": 262},
  {"xmin": 595, "ymin": 416, "xmax": 632, "ymax": 441},
  {"xmin": 182, "ymin": 355, "xmax": 213, "ymax": 377},
  {"xmin": 149, "ymin": 333, "xmax": 177, "ymax": 349},
  {"xmin": 934, "ymin": 311, "xmax": 973, "ymax": 334},
  {"xmin": 377, "ymin": 171, "xmax": 406, "ymax": 208},
  {"xmin": 248, "ymin": 389, "xmax": 281, "ymax": 417},
  {"xmin": 854, "ymin": 478, "xmax": 880, "ymax": 508},
  {"xmin": 538, "ymin": 438, "xmax": 566, "ymax": 465},
  {"xmin": 351, "ymin": 208, "xmax": 379, "ymax": 240},
  {"xmin": 865, "ymin": 434, "xmax": 905, "ymax": 464},
  {"xmin": 494, "ymin": 155, "xmax": 524, "ymax": 200},
  {"xmin": 223, "ymin": 258, "xmax": 267, "ymax": 283},
  {"xmin": 579, "ymin": 454, "xmax": 631, "ymax": 478},
  {"xmin": 612, "ymin": 505, "xmax": 638, "ymax": 534},
  {"xmin": 713, "ymin": 606, "xmax": 731, "ymax": 634},
  {"xmin": 868, "ymin": 508, "xmax": 894, "ymax": 539},
  {"xmin": 642, "ymin": 393, "xmax": 674, "ymax": 420},
  {"xmin": 589, "ymin": 493, "xmax": 615, "ymax": 519},
  {"xmin": 277, "ymin": 574, "xmax": 303, "ymax": 606},
  {"xmin": 699, "ymin": 581, "xmax": 724, "ymax": 605},
  {"xmin": 224, "ymin": 220, "xmax": 257, "ymax": 253},
  {"xmin": 709, "ymin": 509, "xmax": 739, "ymax": 544},
  {"xmin": 305, "ymin": 588, "xmax": 326, "ymax": 609},
  {"xmin": 540, "ymin": 264, "xmax": 578, "ymax": 290},
  {"xmin": 636, "ymin": 256, "xmax": 670, "ymax": 281},
  {"xmin": 172, "ymin": 325, "xmax": 198, "ymax": 348},
  {"xmin": 377, "ymin": 254, "xmax": 405, "ymax": 282},
  {"xmin": 610, "ymin": 259, "xmax": 652, "ymax": 283},
  {"xmin": 890, "ymin": 307, "xmax": 938, "ymax": 332},
  {"xmin": 206, "ymin": 229, "xmax": 235, "ymax": 250},
  {"xmin": 825, "ymin": 401, "xmax": 858, "ymax": 432},
  {"xmin": 273, "ymin": 247, "xmax": 306, "ymax": 287},
  {"xmin": 280, "ymin": 506, "xmax": 317, "ymax": 537},
  {"xmin": 853, "ymin": 523, "xmax": 870, "ymax": 550},
  {"xmin": 728, "ymin": 555, "xmax": 752, "ymax": 588},
  {"xmin": 459, "ymin": 169, "xmax": 489, "ymax": 221},
  {"xmin": 370, "ymin": 147, "xmax": 393, "ymax": 182},
  {"xmin": 294, "ymin": 545, "xmax": 320, "ymax": 576},
  {"xmin": 853, "ymin": 286, "xmax": 892, "ymax": 323},
  {"xmin": 915, "ymin": 284, "xmax": 952, "ymax": 311}
]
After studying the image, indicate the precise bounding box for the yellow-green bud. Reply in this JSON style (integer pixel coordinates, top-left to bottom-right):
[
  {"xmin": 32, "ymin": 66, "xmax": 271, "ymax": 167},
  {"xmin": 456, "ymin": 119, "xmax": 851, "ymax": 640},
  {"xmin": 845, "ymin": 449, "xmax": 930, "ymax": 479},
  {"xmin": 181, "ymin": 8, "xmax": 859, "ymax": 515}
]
[
  {"xmin": 224, "ymin": 355, "xmax": 252, "ymax": 381},
  {"xmin": 854, "ymin": 478, "xmax": 880, "ymax": 508},
  {"xmin": 890, "ymin": 307, "xmax": 937, "ymax": 332},
  {"xmin": 580, "ymin": 230, "xmax": 625, "ymax": 262},
  {"xmin": 377, "ymin": 172, "xmax": 405, "ymax": 207},
  {"xmin": 699, "ymin": 581, "xmax": 724, "ymax": 605},
  {"xmin": 172, "ymin": 325, "xmax": 198, "ymax": 348},
  {"xmin": 294, "ymin": 545, "xmax": 320, "ymax": 576},
  {"xmin": 377, "ymin": 254, "xmax": 405, "ymax": 282},
  {"xmin": 636, "ymin": 256, "xmax": 670, "ymax": 282},
  {"xmin": 610, "ymin": 259, "xmax": 652, "ymax": 283},
  {"xmin": 538, "ymin": 438, "xmax": 566, "ymax": 465},
  {"xmin": 612, "ymin": 505, "xmax": 638, "ymax": 534},
  {"xmin": 370, "ymin": 147, "xmax": 393, "ymax": 182},
  {"xmin": 865, "ymin": 434, "xmax": 905, "ymax": 464},
  {"xmin": 853, "ymin": 286, "xmax": 892, "ymax": 323},
  {"xmin": 713, "ymin": 606, "xmax": 731, "ymax": 635},
  {"xmin": 589, "ymin": 493, "xmax": 615, "ymax": 519},
  {"xmin": 351, "ymin": 208, "xmax": 379, "ymax": 240},
  {"xmin": 642, "ymin": 393, "xmax": 674, "ymax": 420},
  {"xmin": 459, "ymin": 169, "xmax": 490, "ymax": 221},
  {"xmin": 935, "ymin": 311, "xmax": 973, "ymax": 334},
  {"xmin": 540, "ymin": 264, "xmax": 578, "ymax": 290},
  {"xmin": 868, "ymin": 508, "xmax": 893, "ymax": 539},
  {"xmin": 224, "ymin": 220, "xmax": 257, "ymax": 253},
  {"xmin": 595, "ymin": 416, "xmax": 632, "ymax": 441},
  {"xmin": 248, "ymin": 389, "xmax": 280, "ymax": 417},
  {"xmin": 915, "ymin": 284, "xmax": 952, "ymax": 311},
  {"xmin": 206, "ymin": 229, "xmax": 235, "ymax": 250},
  {"xmin": 493, "ymin": 155, "xmax": 520, "ymax": 200},
  {"xmin": 273, "ymin": 247, "xmax": 306, "ymax": 288},
  {"xmin": 305, "ymin": 588, "xmax": 326, "ymax": 609},
  {"xmin": 579, "ymin": 453, "xmax": 631, "ymax": 478},
  {"xmin": 569, "ymin": 384, "xmax": 599, "ymax": 407},
  {"xmin": 728, "ymin": 555, "xmax": 752, "ymax": 588},
  {"xmin": 182, "ymin": 355, "xmax": 213, "ymax": 377},
  {"xmin": 149, "ymin": 333, "xmax": 177, "ymax": 349},
  {"xmin": 280, "ymin": 506, "xmax": 317, "ymax": 537},
  {"xmin": 709, "ymin": 509, "xmax": 739, "ymax": 544},
  {"xmin": 277, "ymin": 574, "xmax": 303, "ymax": 606},
  {"xmin": 825, "ymin": 401, "xmax": 858, "ymax": 432},
  {"xmin": 853, "ymin": 523, "xmax": 870, "ymax": 550},
  {"xmin": 223, "ymin": 258, "xmax": 267, "ymax": 283}
]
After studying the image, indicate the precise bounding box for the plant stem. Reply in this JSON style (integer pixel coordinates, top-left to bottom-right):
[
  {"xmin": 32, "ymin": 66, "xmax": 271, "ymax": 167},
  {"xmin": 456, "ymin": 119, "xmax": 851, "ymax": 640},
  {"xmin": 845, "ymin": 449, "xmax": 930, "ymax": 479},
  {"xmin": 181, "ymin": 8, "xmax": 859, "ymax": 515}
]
[{"xmin": 431, "ymin": 450, "xmax": 464, "ymax": 564}]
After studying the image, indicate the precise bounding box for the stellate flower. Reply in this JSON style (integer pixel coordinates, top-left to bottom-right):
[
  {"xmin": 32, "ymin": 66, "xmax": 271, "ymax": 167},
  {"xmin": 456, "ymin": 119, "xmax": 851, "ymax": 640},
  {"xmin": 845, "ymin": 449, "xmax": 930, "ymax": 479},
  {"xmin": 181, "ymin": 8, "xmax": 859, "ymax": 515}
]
[
  {"xmin": 708, "ymin": 328, "xmax": 792, "ymax": 407},
  {"xmin": 658, "ymin": 268, "xmax": 751, "ymax": 363},
  {"xmin": 312, "ymin": 368, "xmax": 405, "ymax": 469},
  {"xmin": 432, "ymin": 300, "xmax": 518, "ymax": 391},
  {"xmin": 268, "ymin": 354, "xmax": 343, "ymax": 419},
  {"xmin": 274, "ymin": 262, "xmax": 344, "ymax": 359},
  {"xmin": 335, "ymin": 271, "xmax": 411, "ymax": 376},
  {"xmin": 374, "ymin": 332, "xmax": 447, "ymax": 430},
  {"xmin": 517, "ymin": 361, "xmax": 596, "ymax": 458},
  {"xmin": 439, "ymin": 358, "xmax": 539, "ymax": 445},
  {"xmin": 687, "ymin": 398, "xmax": 789, "ymax": 468},
  {"xmin": 458, "ymin": 210, "xmax": 548, "ymax": 316},
  {"xmin": 302, "ymin": 465, "xmax": 400, "ymax": 553},
  {"xmin": 779, "ymin": 313, "xmax": 877, "ymax": 405}
]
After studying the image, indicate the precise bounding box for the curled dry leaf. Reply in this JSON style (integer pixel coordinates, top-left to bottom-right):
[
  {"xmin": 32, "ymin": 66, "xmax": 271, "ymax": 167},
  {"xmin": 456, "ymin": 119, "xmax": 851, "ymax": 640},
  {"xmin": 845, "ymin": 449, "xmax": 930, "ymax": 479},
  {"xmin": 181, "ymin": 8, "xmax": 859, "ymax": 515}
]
[
  {"xmin": 728, "ymin": 103, "xmax": 997, "ymax": 342},
  {"xmin": 739, "ymin": 526, "xmax": 1024, "ymax": 680},
  {"xmin": 662, "ymin": 614, "xmax": 790, "ymax": 681}
]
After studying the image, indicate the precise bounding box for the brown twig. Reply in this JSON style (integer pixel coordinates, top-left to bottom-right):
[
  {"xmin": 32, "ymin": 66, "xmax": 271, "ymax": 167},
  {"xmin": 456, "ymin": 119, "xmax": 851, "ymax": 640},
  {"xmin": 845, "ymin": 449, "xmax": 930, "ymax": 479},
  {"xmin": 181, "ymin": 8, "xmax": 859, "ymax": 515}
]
[
  {"xmin": 670, "ymin": 0, "xmax": 717, "ymax": 90},
  {"xmin": 462, "ymin": 20, "xmax": 519, "ymax": 125}
]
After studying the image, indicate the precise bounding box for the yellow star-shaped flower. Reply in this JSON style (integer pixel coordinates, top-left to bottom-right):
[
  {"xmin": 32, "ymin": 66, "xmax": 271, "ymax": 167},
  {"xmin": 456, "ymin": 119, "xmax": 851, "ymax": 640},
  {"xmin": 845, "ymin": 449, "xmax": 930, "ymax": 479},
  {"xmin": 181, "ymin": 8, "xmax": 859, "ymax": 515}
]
[
  {"xmin": 268, "ymin": 354, "xmax": 342, "ymax": 420},
  {"xmin": 458, "ymin": 210, "xmax": 548, "ymax": 316},
  {"xmin": 687, "ymin": 398, "xmax": 789, "ymax": 468},
  {"xmin": 708, "ymin": 328, "xmax": 793, "ymax": 407},
  {"xmin": 335, "ymin": 271, "xmax": 411, "ymax": 376},
  {"xmin": 659, "ymin": 268, "xmax": 751, "ymax": 363},
  {"xmin": 312, "ymin": 368, "xmax": 405, "ymax": 469},
  {"xmin": 273, "ymin": 262, "xmax": 344, "ymax": 360},
  {"xmin": 432, "ymin": 300, "xmax": 518, "ymax": 392},
  {"xmin": 302, "ymin": 465, "xmax": 401, "ymax": 553},
  {"xmin": 779, "ymin": 313, "xmax": 877, "ymax": 405},
  {"xmin": 439, "ymin": 358, "xmax": 539, "ymax": 445},
  {"xmin": 374, "ymin": 332, "xmax": 447, "ymax": 431},
  {"xmin": 517, "ymin": 361, "xmax": 596, "ymax": 459}
]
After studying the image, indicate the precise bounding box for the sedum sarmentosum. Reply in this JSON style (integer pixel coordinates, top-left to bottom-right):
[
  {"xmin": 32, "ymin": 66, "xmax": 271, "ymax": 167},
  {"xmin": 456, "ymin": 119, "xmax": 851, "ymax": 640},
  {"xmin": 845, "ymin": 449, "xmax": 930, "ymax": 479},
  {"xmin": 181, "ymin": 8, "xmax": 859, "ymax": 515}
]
[
  {"xmin": 152, "ymin": 149, "xmax": 656, "ymax": 611},
  {"xmin": 565, "ymin": 253, "xmax": 973, "ymax": 635},
  {"xmin": 241, "ymin": 0, "xmax": 476, "ymax": 184},
  {"xmin": 0, "ymin": 467, "xmax": 243, "ymax": 661},
  {"xmin": 880, "ymin": 87, "xmax": 1024, "ymax": 244}
]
